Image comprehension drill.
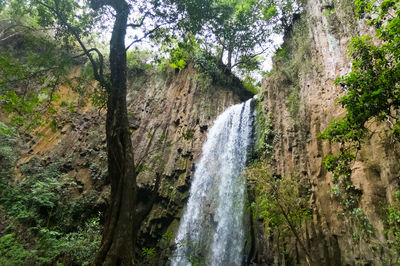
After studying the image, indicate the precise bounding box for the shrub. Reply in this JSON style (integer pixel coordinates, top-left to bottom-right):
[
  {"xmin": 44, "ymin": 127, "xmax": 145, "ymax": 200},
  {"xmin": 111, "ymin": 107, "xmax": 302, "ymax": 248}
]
[
  {"xmin": 245, "ymin": 161, "xmax": 312, "ymax": 260},
  {"xmin": 0, "ymin": 233, "xmax": 30, "ymax": 265}
]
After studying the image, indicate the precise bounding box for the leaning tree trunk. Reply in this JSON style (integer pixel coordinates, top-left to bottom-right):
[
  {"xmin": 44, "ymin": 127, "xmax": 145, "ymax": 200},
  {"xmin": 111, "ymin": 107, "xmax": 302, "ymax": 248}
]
[{"xmin": 93, "ymin": 0, "xmax": 138, "ymax": 265}]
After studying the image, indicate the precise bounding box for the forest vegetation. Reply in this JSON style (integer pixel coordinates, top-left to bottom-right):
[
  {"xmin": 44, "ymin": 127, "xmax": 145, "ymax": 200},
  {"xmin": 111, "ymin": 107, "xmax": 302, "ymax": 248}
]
[{"xmin": 0, "ymin": 0, "xmax": 399, "ymax": 265}]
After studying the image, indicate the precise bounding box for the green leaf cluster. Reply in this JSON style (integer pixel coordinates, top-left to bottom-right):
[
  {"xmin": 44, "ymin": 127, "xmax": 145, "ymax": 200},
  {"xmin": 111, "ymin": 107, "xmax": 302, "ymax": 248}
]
[
  {"xmin": 387, "ymin": 191, "xmax": 400, "ymax": 253},
  {"xmin": 319, "ymin": 0, "xmax": 400, "ymax": 234},
  {"xmin": 245, "ymin": 161, "xmax": 311, "ymax": 247},
  {"xmin": 322, "ymin": 0, "xmax": 400, "ymax": 145},
  {"xmin": 0, "ymin": 125, "xmax": 102, "ymax": 265},
  {"xmin": 0, "ymin": 14, "xmax": 76, "ymax": 130},
  {"xmin": 0, "ymin": 233, "xmax": 30, "ymax": 265},
  {"xmin": 166, "ymin": 36, "xmax": 201, "ymax": 71}
]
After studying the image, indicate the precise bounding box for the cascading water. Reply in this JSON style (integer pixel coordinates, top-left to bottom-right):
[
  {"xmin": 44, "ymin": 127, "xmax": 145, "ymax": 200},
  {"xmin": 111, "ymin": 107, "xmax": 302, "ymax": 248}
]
[{"xmin": 171, "ymin": 99, "xmax": 253, "ymax": 266}]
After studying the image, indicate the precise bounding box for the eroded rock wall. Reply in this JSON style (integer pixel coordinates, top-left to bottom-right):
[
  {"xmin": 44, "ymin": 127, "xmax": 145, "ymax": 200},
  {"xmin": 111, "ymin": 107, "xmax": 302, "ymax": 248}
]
[
  {"xmin": 254, "ymin": 0, "xmax": 400, "ymax": 264},
  {"xmin": 128, "ymin": 65, "xmax": 251, "ymax": 263},
  {"xmin": 16, "ymin": 64, "xmax": 251, "ymax": 264}
]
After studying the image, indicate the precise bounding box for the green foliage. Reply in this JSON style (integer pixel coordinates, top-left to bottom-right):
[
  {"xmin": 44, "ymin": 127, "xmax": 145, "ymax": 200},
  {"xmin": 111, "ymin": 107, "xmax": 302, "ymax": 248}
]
[
  {"xmin": 126, "ymin": 49, "xmax": 154, "ymax": 73},
  {"xmin": 320, "ymin": 148, "xmax": 374, "ymax": 234},
  {"xmin": 286, "ymin": 88, "xmax": 300, "ymax": 119},
  {"xmin": 141, "ymin": 247, "xmax": 156, "ymax": 259},
  {"xmin": 322, "ymin": 0, "xmax": 400, "ymax": 145},
  {"xmin": 0, "ymin": 123, "xmax": 18, "ymax": 183},
  {"xmin": 387, "ymin": 191, "xmax": 400, "ymax": 252},
  {"xmin": 269, "ymin": 14, "xmax": 313, "ymax": 88},
  {"xmin": 245, "ymin": 162, "xmax": 311, "ymax": 251},
  {"xmin": 262, "ymin": 4, "xmax": 278, "ymax": 21},
  {"xmin": 0, "ymin": 14, "xmax": 77, "ymax": 131},
  {"xmin": 242, "ymin": 75, "xmax": 260, "ymax": 95},
  {"xmin": 29, "ymin": 217, "xmax": 101, "ymax": 265},
  {"xmin": 201, "ymin": 0, "xmax": 301, "ymax": 70},
  {"xmin": 162, "ymin": 231, "xmax": 174, "ymax": 242},
  {"xmin": 167, "ymin": 36, "xmax": 200, "ymax": 71},
  {"xmin": 0, "ymin": 233, "xmax": 30, "ymax": 265},
  {"xmin": 319, "ymin": 0, "xmax": 400, "ymax": 235},
  {"xmin": 0, "ymin": 90, "xmax": 44, "ymax": 130},
  {"xmin": 320, "ymin": 0, "xmax": 400, "ymax": 190},
  {"xmin": 253, "ymin": 100, "xmax": 278, "ymax": 159},
  {"xmin": 193, "ymin": 51, "xmax": 226, "ymax": 86},
  {"xmin": 322, "ymin": 7, "xmax": 335, "ymax": 16},
  {"xmin": 0, "ymin": 133, "xmax": 102, "ymax": 265},
  {"xmin": 182, "ymin": 128, "xmax": 195, "ymax": 140}
]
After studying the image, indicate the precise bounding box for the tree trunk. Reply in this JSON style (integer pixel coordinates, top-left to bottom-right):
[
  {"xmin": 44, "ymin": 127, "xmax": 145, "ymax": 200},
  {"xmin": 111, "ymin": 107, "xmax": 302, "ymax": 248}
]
[
  {"xmin": 227, "ymin": 47, "xmax": 233, "ymax": 70},
  {"xmin": 93, "ymin": 0, "xmax": 138, "ymax": 265}
]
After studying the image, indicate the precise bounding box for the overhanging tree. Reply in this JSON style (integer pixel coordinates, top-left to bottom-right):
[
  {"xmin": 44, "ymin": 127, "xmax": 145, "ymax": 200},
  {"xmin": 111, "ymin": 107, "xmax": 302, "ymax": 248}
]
[{"xmin": 3, "ymin": 0, "xmax": 214, "ymax": 264}]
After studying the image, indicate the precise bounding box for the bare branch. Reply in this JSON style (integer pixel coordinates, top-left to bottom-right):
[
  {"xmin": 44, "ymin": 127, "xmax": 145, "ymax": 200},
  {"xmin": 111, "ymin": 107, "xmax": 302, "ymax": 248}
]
[
  {"xmin": 73, "ymin": 48, "xmax": 101, "ymax": 58},
  {"xmin": 126, "ymin": 11, "xmax": 151, "ymax": 28},
  {"xmin": 231, "ymin": 45, "xmax": 270, "ymax": 69},
  {"xmin": 0, "ymin": 33, "xmax": 20, "ymax": 43},
  {"xmin": 0, "ymin": 24, "xmax": 35, "ymax": 42},
  {"xmin": 125, "ymin": 22, "xmax": 170, "ymax": 51}
]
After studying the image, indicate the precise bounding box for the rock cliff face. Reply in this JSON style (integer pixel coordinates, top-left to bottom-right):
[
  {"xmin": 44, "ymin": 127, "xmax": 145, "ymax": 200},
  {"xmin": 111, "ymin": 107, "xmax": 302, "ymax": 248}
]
[
  {"xmin": 16, "ymin": 64, "xmax": 251, "ymax": 264},
  {"xmin": 126, "ymin": 65, "xmax": 251, "ymax": 263},
  {"xmin": 253, "ymin": 0, "xmax": 400, "ymax": 264}
]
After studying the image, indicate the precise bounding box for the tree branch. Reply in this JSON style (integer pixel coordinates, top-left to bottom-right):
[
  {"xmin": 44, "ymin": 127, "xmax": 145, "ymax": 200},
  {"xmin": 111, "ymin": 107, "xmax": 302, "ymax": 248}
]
[
  {"xmin": 73, "ymin": 48, "xmax": 104, "ymax": 78},
  {"xmin": 126, "ymin": 11, "xmax": 151, "ymax": 28},
  {"xmin": 270, "ymin": 183, "xmax": 312, "ymax": 265},
  {"xmin": 125, "ymin": 22, "xmax": 169, "ymax": 51},
  {"xmin": 35, "ymin": 0, "xmax": 106, "ymax": 87},
  {"xmin": 0, "ymin": 24, "xmax": 35, "ymax": 42},
  {"xmin": 231, "ymin": 45, "xmax": 269, "ymax": 69},
  {"xmin": 90, "ymin": 0, "xmax": 113, "ymax": 10}
]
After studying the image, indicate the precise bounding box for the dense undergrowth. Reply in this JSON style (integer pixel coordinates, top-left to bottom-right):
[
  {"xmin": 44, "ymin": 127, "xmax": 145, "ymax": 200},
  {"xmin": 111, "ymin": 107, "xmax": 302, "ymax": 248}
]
[{"xmin": 0, "ymin": 123, "xmax": 102, "ymax": 265}]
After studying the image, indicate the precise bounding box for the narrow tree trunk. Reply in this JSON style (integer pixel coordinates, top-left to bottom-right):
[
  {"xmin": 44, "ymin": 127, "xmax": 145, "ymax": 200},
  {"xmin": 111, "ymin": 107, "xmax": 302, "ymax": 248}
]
[
  {"xmin": 227, "ymin": 47, "xmax": 233, "ymax": 70},
  {"xmin": 93, "ymin": 0, "xmax": 138, "ymax": 265}
]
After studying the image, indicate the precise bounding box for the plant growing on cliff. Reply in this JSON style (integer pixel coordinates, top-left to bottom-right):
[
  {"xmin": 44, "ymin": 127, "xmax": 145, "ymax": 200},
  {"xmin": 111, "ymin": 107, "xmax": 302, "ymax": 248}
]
[
  {"xmin": 387, "ymin": 191, "xmax": 400, "ymax": 257},
  {"xmin": 320, "ymin": 0, "xmax": 400, "ymax": 146},
  {"xmin": 320, "ymin": 0, "xmax": 400, "ymax": 223},
  {"xmin": 245, "ymin": 161, "xmax": 312, "ymax": 264},
  {"xmin": 253, "ymin": 100, "xmax": 277, "ymax": 159},
  {"xmin": 0, "ymin": 125, "xmax": 103, "ymax": 265}
]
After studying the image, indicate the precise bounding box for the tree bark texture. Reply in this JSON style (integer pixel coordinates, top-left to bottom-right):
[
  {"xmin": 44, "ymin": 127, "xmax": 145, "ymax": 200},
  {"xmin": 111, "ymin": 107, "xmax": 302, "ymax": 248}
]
[{"xmin": 93, "ymin": 0, "xmax": 138, "ymax": 265}]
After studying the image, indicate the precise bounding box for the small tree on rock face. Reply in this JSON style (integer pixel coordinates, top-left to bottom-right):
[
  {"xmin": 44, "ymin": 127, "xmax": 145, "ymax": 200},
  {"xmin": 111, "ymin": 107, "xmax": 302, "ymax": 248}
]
[{"xmin": 245, "ymin": 161, "xmax": 312, "ymax": 265}]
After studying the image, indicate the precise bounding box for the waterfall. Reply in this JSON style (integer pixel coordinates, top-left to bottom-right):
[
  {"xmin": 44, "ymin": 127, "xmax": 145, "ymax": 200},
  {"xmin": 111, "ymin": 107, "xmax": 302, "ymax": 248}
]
[{"xmin": 171, "ymin": 99, "xmax": 253, "ymax": 266}]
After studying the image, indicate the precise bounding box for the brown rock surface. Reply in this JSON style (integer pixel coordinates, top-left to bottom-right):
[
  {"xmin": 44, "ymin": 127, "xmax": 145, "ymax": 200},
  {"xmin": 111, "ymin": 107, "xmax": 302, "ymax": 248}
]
[
  {"xmin": 15, "ymin": 64, "xmax": 251, "ymax": 264},
  {"xmin": 254, "ymin": 0, "xmax": 400, "ymax": 264}
]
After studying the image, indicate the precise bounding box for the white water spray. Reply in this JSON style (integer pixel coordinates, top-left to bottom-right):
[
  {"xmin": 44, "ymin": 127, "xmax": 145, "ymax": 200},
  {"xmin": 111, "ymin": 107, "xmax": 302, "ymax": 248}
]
[{"xmin": 171, "ymin": 99, "xmax": 253, "ymax": 266}]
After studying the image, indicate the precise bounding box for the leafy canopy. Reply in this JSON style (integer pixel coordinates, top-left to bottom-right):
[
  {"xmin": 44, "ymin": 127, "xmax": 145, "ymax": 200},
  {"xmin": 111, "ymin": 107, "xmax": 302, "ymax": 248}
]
[{"xmin": 197, "ymin": 0, "xmax": 301, "ymax": 70}]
